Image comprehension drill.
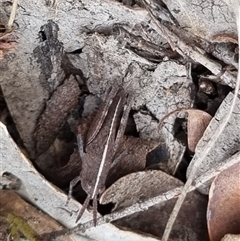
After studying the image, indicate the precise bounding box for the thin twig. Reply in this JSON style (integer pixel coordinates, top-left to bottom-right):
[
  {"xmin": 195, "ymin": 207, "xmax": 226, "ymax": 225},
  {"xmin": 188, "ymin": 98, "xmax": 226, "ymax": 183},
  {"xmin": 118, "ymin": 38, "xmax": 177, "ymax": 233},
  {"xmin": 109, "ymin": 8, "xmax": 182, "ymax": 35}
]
[
  {"xmin": 43, "ymin": 187, "xmax": 183, "ymax": 239},
  {"xmin": 73, "ymin": 187, "xmax": 182, "ymax": 233},
  {"xmin": 193, "ymin": 151, "xmax": 240, "ymax": 191},
  {"xmin": 6, "ymin": 0, "xmax": 18, "ymax": 31}
]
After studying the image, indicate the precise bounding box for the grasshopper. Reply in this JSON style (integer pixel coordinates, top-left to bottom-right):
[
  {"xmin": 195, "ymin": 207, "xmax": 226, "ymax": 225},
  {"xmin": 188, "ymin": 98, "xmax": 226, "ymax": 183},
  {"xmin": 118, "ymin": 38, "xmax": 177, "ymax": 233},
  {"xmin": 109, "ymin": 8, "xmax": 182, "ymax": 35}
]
[{"xmin": 68, "ymin": 87, "xmax": 131, "ymax": 226}]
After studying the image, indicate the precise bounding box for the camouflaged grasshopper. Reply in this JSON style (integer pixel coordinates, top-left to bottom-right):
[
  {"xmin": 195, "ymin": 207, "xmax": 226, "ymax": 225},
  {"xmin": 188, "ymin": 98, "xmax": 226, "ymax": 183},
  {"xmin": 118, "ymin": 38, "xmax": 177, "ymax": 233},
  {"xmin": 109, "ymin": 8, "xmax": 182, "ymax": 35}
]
[{"xmin": 68, "ymin": 87, "xmax": 131, "ymax": 226}]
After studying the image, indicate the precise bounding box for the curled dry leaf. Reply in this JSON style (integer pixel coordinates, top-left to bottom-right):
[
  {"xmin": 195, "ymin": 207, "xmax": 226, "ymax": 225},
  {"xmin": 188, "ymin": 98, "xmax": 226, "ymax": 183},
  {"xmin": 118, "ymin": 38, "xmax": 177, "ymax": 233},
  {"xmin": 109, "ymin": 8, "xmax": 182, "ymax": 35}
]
[
  {"xmin": 0, "ymin": 190, "xmax": 73, "ymax": 241},
  {"xmin": 34, "ymin": 75, "xmax": 80, "ymax": 156},
  {"xmin": 101, "ymin": 170, "xmax": 208, "ymax": 240},
  {"xmin": 186, "ymin": 109, "xmax": 212, "ymax": 152},
  {"xmin": 207, "ymin": 162, "xmax": 240, "ymax": 241}
]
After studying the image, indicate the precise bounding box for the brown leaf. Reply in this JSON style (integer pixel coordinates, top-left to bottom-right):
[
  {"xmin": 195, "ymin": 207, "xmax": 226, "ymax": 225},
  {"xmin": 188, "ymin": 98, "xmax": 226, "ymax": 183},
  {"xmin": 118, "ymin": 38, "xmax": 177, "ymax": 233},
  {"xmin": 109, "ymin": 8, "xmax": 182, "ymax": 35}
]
[
  {"xmin": 186, "ymin": 109, "xmax": 212, "ymax": 152},
  {"xmin": 34, "ymin": 75, "xmax": 80, "ymax": 156},
  {"xmin": 101, "ymin": 170, "xmax": 183, "ymax": 209},
  {"xmin": 106, "ymin": 136, "xmax": 159, "ymax": 186},
  {"xmin": 101, "ymin": 170, "xmax": 208, "ymax": 240},
  {"xmin": 207, "ymin": 162, "xmax": 240, "ymax": 241}
]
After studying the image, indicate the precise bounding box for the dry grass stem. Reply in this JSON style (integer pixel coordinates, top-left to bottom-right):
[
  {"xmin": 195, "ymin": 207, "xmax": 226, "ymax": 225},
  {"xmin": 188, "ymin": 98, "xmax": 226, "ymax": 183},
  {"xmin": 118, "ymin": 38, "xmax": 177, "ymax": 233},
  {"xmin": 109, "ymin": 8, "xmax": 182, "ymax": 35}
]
[{"xmin": 6, "ymin": 0, "xmax": 18, "ymax": 30}]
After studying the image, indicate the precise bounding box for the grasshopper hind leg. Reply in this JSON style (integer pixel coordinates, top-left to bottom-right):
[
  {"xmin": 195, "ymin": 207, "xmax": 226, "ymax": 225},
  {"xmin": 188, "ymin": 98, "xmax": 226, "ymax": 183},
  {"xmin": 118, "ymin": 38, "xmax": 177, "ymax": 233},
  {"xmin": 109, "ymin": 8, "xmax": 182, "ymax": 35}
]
[
  {"xmin": 75, "ymin": 195, "xmax": 91, "ymax": 223},
  {"xmin": 93, "ymin": 196, "xmax": 98, "ymax": 226},
  {"xmin": 66, "ymin": 176, "xmax": 81, "ymax": 205},
  {"xmin": 75, "ymin": 195, "xmax": 98, "ymax": 225}
]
